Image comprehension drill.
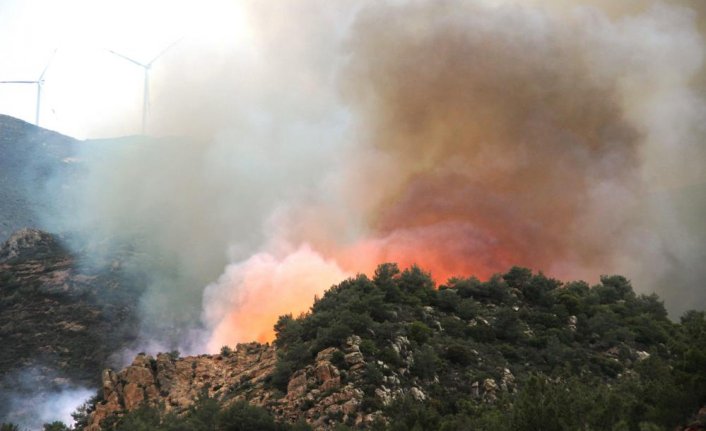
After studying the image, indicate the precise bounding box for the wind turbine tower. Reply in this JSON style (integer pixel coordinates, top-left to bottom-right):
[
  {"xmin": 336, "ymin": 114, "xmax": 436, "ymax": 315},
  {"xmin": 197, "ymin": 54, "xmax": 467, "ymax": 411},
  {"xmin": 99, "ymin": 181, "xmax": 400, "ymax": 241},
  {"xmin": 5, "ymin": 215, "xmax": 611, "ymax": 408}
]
[
  {"xmin": 109, "ymin": 39, "xmax": 180, "ymax": 134},
  {"xmin": 0, "ymin": 49, "xmax": 57, "ymax": 126}
]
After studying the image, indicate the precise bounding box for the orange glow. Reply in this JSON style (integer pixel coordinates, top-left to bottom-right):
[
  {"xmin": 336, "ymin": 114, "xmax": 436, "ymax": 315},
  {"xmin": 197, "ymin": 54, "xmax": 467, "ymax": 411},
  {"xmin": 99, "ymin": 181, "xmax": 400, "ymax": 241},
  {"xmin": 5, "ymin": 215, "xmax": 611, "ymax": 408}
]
[
  {"xmin": 335, "ymin": 233, "xmax": 500, "ymax": 284},
  {"xmin": 203, "ymin": 0, "xmax": 669, "ymax": 349},
  {"xmin": 205, "ymin": 245, "xmax": 349, "ymax": 351},
  {"xmin": 206, "ymin": 230, "xmax": 523, "ymax": 348}
]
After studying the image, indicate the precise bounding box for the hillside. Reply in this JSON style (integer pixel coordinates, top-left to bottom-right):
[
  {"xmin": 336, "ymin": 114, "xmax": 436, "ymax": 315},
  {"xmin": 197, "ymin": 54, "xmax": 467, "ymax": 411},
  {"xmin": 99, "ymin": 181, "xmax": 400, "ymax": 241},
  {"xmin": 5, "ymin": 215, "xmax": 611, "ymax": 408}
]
[
  {"xmin": 0, "ymin": 115, "xmax": 80, "ymax": 242},
  {"xmin": 74, "ymin": 264, "xmax": 706, "ymax": 431},
  {"xmin": 0, "ymin": 229, "xmax": 142, "ymax": 426}
]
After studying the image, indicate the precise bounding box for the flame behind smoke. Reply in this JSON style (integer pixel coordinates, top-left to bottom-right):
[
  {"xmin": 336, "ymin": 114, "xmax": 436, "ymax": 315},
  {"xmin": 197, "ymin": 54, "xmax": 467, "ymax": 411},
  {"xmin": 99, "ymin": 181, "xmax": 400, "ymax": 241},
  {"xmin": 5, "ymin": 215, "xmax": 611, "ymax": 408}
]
[
  {"xmin": 201, "ymin": 0, "xmax": 706, "ymax": 348},
  {"xmin": 337, "ymin": 0, "xmax": 645, "ymax": 281},
  {"xmin": 203, "ymin": 244, "xmax": 349, "ymax": 350},
  {"xmin": 43, "ymin": 0, "xmax": 706, "ymax": 352}
]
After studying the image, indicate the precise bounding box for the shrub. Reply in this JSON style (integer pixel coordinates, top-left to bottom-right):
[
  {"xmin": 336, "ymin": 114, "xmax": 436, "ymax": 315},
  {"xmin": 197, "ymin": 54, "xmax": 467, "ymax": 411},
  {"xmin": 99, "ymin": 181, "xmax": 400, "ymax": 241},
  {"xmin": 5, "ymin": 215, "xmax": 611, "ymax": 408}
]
[
  {"xmin": 331, "ymin": 349, "xmax": 347, "ymax": 369},
  {"xmin": 408, "ymin": 321, "xmax": 432, "ymax": 344},
  {"xmin": 216, "ymin": 401, "xmax": 278, "ymax": 431},
  {"xmin": 435, "ymin": 289, "xmax": 459, "ymax": 313},
  {"xmin": 411, "ymin": 345, "xmax": 440, "ymax": 379},
  {"xmin": 43, "ymin": 422, "xmax": 70, "ymax": 431},
  {"xmin": 113, "ymin": 405, "xmax": 161, "ymax": 431},
  {"xmin": 359, "ymin": 339, "xmax": 378, "ymax": 357},
  {"xmin": 445, "ymin": 344, "xmax": 473, "ymax": 366}
]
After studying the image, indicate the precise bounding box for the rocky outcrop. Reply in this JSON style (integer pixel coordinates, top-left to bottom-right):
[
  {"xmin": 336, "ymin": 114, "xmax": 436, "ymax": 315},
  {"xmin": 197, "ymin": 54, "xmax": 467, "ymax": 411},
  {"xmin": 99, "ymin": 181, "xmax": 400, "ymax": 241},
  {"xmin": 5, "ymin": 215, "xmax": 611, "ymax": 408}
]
[
  {"xmin": 275, "ymin": 336, "xmax": 379, "ymax": 429},
  {"xmin": 87, "ymin": 343, "xmax": 277, "ymax": 430},
  {"xmin": 85, "ymin": 337, "xmax": 380, "ymax": 430},
  {"xmin": 0, "ymin": 229, "xmax": 63, "ymax": 262}
]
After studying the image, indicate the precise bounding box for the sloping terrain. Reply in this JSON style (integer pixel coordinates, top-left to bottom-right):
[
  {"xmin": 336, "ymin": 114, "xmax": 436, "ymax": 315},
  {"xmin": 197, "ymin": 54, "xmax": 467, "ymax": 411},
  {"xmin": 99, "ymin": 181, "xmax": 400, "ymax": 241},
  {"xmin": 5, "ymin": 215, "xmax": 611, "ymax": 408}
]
[
  {"xmin": 0, "ymin": 115, "xmax": 80, "ymax": 242},
  {"xmin": 0, "ymin": 229, "xmax": 141, "ymax": 424},
  {"xmin": 80, "ymin": 265, "xmax": 706, "ymax": 431}
]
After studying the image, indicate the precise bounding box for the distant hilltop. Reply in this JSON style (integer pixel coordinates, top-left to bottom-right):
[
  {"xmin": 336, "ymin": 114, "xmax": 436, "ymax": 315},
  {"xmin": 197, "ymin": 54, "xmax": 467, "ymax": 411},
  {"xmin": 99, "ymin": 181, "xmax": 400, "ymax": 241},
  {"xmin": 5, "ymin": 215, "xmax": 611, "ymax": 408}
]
[{"xmin": 0, "ymin": 115, "xmax": 79, "ymax": 242}]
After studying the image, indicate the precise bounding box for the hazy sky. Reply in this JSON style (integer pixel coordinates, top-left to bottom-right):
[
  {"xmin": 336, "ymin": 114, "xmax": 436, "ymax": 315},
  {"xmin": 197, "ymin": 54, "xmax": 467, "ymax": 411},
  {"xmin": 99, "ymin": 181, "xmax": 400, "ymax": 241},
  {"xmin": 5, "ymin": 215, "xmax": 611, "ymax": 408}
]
[
  {"xmin": 3, "ymin": 0, "xmax": 706, "ymax": 342},
  {"xmin": 0, "ymin": 0, "xmax": 250, "ymax": 138}
]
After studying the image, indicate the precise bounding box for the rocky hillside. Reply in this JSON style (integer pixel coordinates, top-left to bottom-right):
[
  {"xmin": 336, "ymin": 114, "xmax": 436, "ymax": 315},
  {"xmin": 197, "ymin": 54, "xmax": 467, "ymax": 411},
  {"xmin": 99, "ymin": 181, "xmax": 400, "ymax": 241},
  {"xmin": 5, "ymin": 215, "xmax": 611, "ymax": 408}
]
[
  {"xmin": 0, "ymin": 229, "xmax": 142, "ymax": 425},
  {"xmin": 82, "ymin": 338, "xmax": 380, "ymax": 431},
  {"xmin": 77, "ymin": 264, "xmax": 706, "ymax": 431}
]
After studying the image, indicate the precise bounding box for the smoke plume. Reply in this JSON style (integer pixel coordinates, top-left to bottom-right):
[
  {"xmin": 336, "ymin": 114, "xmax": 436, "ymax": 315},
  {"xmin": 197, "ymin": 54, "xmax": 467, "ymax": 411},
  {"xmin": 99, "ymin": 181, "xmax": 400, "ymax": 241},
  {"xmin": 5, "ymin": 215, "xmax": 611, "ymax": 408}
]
[
  {"xmin": 43, "ymin": 0, "xmax": 706, "ymax": 352},
  {"xmin": 0, "ymin": 368, "xmax": 93, "ymax": 429}
]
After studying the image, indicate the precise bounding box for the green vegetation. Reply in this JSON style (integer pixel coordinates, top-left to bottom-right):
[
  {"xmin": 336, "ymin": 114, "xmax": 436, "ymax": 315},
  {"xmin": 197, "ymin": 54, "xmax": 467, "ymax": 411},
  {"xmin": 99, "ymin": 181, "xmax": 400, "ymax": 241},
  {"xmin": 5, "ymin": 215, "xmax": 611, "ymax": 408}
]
[
  {"xmin": 271, "ymin": 264, "xmax": 706, "ymax": 430},
  {"xmin": 43, "ymin": 422, "xmax": 70, "ymax": 431},
  {"xmin": 0, "ymin": 233, "xmax": 142, "ymax": 425},
  {"xmin": 0, "ymin": 231, "xmax": 142, "ymax": 379},
  {"xmin": 64, "ymin": 263, "xmax": 706, "ymax": 430},
  {"xmin": 100, "ymin": 397, "xmax": 311, "ymax": 431}
]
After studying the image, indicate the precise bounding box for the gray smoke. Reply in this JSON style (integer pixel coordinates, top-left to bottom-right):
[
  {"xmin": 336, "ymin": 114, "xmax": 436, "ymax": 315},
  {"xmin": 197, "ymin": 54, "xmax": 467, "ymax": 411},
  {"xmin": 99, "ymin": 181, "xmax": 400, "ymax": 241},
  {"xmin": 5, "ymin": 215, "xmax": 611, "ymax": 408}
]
[{"xmin": 34, "ymin": 0, "xmax": 706, "ymax": 353}]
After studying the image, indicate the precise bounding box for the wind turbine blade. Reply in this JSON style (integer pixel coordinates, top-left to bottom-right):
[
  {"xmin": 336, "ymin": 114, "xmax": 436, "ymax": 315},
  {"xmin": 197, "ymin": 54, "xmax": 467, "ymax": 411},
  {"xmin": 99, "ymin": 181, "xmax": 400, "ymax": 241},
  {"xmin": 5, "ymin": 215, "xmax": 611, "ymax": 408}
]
[
  {"xmin": 38, "ymin": 48, "xmax": 58, "ymax": 81},
  {"xmin": 108, "ymin": 50, "xmax": 147, "ymax": 68},
  {"xmin": 0, "ymin": 80, "xmax": 37, "ymax": 84},
  {"xmin": 142, "ymin": 69, "xmax": 149, "ymax": 134},
  {"xmin": 36, "ymin": 82, "xmax": 41, "ymax": 125},
  {"xmin": 147, "ymin": 37, "xmax": 182, "ymax": 66}
]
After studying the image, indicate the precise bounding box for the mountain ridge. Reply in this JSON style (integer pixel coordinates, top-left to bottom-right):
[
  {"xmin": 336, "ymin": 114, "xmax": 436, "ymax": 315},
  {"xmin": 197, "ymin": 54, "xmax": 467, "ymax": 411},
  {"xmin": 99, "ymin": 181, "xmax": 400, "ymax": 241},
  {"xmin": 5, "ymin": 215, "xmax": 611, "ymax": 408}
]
[{"xmin": 74, "ymin": 264, "xmax": 706, "ymax": 431}]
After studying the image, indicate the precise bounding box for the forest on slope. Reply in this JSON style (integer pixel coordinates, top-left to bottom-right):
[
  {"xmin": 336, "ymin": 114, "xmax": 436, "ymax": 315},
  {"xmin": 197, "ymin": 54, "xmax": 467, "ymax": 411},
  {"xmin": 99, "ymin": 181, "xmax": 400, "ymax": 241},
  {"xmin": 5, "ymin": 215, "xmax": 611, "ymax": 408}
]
[{"xmin": 39, "ymin": 264, "xmax": 706, "ymax": 431}]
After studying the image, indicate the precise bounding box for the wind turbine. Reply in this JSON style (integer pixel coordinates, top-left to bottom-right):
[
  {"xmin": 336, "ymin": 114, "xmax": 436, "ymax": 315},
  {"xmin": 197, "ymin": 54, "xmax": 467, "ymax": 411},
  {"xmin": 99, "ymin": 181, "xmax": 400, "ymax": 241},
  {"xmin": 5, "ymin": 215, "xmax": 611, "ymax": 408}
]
[
  {"xmin": 0, "ymin": 49, "xmax": 57, "ymax": 126},
  {"xmin": 109, "ymin": 39, "xmax": 180, "ymax": 134}
]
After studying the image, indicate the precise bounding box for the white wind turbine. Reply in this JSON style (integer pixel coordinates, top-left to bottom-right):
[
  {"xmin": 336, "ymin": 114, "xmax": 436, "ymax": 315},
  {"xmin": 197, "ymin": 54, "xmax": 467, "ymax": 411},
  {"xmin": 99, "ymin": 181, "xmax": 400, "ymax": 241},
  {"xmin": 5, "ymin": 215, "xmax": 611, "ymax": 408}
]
[
  {"xmin": 109, "ymin": 39, "xmax": 180, "ymax": 134},
  {"xmin": 0, "ymin": 49, "xmax": 57, "ymax": 126}
]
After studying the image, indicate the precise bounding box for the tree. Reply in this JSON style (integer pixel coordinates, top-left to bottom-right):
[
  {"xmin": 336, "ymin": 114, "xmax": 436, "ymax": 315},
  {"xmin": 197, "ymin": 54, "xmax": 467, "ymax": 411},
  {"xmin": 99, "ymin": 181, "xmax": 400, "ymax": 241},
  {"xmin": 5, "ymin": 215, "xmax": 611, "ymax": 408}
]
[
  {"xmin": 216, "ymin": 401, "xmax": 278, "ymax": 431},
  {"xmin": 408, "ymin": 321, "xmax": 432, "ymax": 344},
  {"xmin": 114, "ymin": 405, "xmax": 161, "ymax": 431},
  {"xmin": 410, "ymin": 345, "xmax": 439, "ymax": 380},
  {"xmin": 503, "ymin": 267, "xmax": 532, "ymax": 289},
  {"xmin": 595, "ymin": 275, "xmax": 635, "ymax": 304},
  {"xmin": 43, "ymin": 422, "xmax": 70, "ymax": 431}
]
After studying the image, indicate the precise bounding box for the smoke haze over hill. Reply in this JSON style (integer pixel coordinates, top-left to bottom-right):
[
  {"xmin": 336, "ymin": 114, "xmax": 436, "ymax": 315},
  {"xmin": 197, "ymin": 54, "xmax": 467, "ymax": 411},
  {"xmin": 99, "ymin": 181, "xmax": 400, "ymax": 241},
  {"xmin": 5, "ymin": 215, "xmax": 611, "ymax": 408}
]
[{"xmin": 18, "ymin": 0, "xmax": 706, "ymax": 353}]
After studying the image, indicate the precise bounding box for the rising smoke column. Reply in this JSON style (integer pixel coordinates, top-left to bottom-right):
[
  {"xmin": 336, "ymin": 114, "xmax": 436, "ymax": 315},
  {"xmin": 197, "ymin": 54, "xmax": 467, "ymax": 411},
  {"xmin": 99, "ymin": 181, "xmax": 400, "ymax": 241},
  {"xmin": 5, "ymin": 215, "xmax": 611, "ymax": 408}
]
[
  {"xmin": 333, "ymin": 0, "xmax": 646, "ymax": 282},
  {"xmin": 42, "ymin": 0, "xmax": 706, "ymax": 351},
  {"xmin": 203, "ymin": 0, "xmax": 706, "ymax": 349}
]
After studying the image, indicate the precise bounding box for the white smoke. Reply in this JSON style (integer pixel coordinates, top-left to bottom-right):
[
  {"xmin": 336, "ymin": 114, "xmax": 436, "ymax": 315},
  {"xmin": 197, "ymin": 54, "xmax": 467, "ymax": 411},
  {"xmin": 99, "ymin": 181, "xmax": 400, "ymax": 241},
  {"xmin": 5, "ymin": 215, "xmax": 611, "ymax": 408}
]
[
  {"xmin": 32, "ymin": 0, "xmax": 706, "ymax": 353},
  {"xmin": 1, "ymin": 368, "xmax": 94, "ymax": 430}
]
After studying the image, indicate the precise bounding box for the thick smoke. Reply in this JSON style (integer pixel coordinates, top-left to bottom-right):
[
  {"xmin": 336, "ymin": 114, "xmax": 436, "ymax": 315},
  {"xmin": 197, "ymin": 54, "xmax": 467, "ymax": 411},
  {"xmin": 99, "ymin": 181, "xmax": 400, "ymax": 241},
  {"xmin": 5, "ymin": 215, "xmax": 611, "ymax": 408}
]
[
  {"xmin": 0, "ymin": 368, "xmax": 93, "ymax": 429},
  {"xmin": 50, "ymin": 0, "xmax": 361, "ymax": 352},
  {"xmin": 341, "ymin": 0, "xmax": 644, "ymax": 281},
  {"xmin": 45, "ymin": 0, "xmax": 706, "ymax": 352},
  {"xmin": 335, "ymin": 0, "xmax": 692, "ymax": 282}
]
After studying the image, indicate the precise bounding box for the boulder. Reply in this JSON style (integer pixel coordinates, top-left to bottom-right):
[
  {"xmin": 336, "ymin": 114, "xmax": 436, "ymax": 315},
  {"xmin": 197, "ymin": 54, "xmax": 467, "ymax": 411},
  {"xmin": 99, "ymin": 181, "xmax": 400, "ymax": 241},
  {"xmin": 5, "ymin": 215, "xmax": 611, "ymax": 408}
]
[
  {"xmin": 409, "ymin": 387, "xmax": 426, "ymax": 402},
  {"xmin": 287, "ymin": 369, "xmax": 308, "ymax": 399}
]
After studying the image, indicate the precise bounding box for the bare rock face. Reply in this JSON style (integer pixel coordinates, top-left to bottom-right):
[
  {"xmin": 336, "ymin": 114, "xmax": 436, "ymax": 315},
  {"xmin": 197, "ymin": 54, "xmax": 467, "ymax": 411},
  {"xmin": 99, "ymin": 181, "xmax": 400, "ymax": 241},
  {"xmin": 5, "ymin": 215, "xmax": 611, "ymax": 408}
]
[
  {"xmin": 276, "ymin": 340, "xmax": 377, "ymax": 429},
  {"xmin": 286, "ymin": 369, "xmax": 309, "ymax": 400},
  {"xmin": 85, "ymin": 341, "xmax": 379, "ymax": 430},
  {"xmin": 0, "ymin": 229, "xmax": 62, "ymax": 262},
  {"xmin": 483, "ymin": 378, "xmax": 499, "ymax": 402},
  {"xmin": 500, "ymin": 367, "xmax": 515, "ymax": 392},
  {"xmin": 86, "ymin": 343, "xmax": 277, "ymax": 431}
]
